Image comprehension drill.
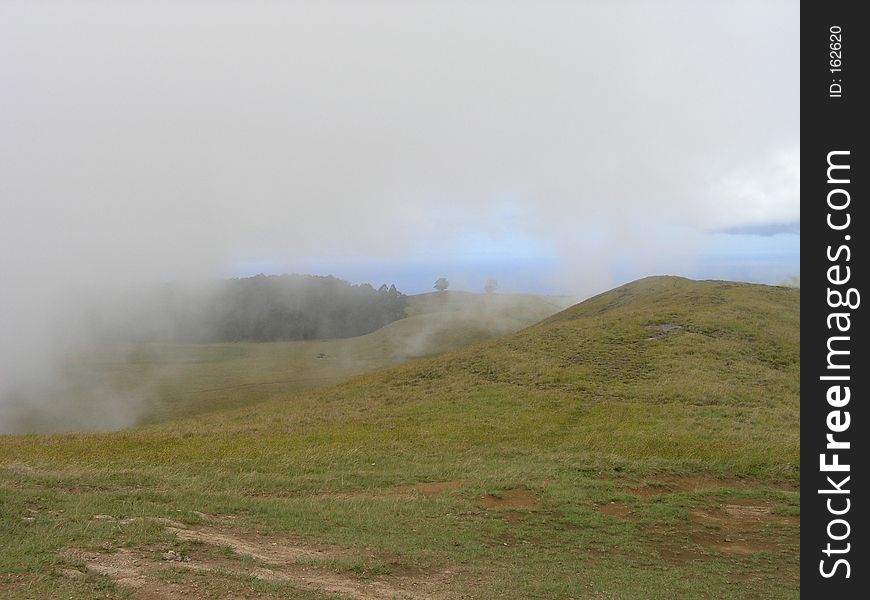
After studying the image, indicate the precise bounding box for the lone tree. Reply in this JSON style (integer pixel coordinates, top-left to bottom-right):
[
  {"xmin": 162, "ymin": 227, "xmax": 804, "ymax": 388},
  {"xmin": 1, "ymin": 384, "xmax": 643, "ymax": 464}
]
[
  {"xmin": 434, "ymin": 277, "xmax": 449, "ymax": 292},
  {"xmin": 484, "ymin": 278, "xmax": 498, "ymax": 294}
]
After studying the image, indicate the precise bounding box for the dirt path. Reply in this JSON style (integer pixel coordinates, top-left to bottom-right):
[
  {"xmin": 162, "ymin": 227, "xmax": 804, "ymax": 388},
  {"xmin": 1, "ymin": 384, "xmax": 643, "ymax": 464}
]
[{"xmin": 63, "ymin": 517, "xmax": 455, "ymax": 600}]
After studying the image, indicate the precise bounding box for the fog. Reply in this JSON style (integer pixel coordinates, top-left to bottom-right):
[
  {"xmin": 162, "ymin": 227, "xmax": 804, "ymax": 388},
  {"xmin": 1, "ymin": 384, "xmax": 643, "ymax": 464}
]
[{"xmin": 1, "ymin": 1, "xmax": 798, "ymax": 432}]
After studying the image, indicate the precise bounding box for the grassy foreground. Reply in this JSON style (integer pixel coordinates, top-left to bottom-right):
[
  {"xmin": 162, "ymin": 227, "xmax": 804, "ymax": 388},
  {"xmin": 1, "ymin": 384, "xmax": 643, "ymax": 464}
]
[{"xmin": 0, "ymin": 277, "xmax": 799, "ymax": 599}]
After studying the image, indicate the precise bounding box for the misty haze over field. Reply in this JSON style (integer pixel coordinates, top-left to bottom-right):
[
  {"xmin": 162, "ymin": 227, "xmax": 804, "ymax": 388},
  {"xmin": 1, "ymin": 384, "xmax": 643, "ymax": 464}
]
[{"xmin": 1, "ymin": 1, "xmax": 798, "ymax": 431}]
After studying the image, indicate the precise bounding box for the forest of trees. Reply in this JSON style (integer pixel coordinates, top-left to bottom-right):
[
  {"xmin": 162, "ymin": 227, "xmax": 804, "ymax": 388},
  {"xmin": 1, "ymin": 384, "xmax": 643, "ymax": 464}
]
[
  {"xmin": 212, "ymin": 274, "xmax": 407, "ymax": 341},
  {"xmin": 96, "ymin": 274, "xmax": 408, "ymax": 343}
]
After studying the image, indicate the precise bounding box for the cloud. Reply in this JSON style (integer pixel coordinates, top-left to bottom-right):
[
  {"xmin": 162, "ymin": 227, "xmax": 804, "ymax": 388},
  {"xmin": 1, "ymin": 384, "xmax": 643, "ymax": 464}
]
[
  {"xmin": 717, "ymin": 222, "xmax": 800, "ymax": 236},
  {"xmin": 2, "ymin": 1, "xmax": 798, "ymax": 272},
  {"xmin": 704, "ymin": 146, "xmax": 800, "ymax": 233}
]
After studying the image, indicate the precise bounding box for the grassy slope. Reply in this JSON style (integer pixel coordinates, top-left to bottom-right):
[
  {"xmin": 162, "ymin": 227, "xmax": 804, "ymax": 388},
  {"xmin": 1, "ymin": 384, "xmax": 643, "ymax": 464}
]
[
  {"xmin": 7, "ymin": 292, "xmax": 565, "ymax": 431},
  {"xmin": 404, "ymin": 290, "xmax": 574, "ymax": 319},
  {"xmin": 0, "ymin": 277, "xmax": 799, "ymax": 599}
]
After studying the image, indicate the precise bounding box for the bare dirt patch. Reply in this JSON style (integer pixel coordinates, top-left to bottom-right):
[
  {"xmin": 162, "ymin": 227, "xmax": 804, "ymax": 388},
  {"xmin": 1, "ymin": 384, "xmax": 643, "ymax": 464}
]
[
  {"xmin": 500, "ymin": 511, "xmax": 526, "ymax": 525},
  {"xmin": 689, "ymin": 499, "xmax": 799, "ymax": 556},
  {"xmin": 646, "ymin": 499, "xmax": 799, "ymax": 563},
  {"xmin": 477, "ymin": 489, "xmax": 540, "ymax": 510},
  {"xmin": 596, "ymin": 501, "xmax": 634, "ymax": 519},
  {"xmin": 644, "ymin": 323, "xmax": 684, "ymax": 340},
  {"xmin": 87, "ymin": 514, "xmax": 188, "ymax": 528},
  {"xmin": 165, "ymin": 524, "xmax": 338, "ymax": 564},
  {"xmin": 647, "ymin": 535, "xmax": 708, "ymax": 565},
  {"xmin": 62, "ymin": 518, "xmax": 454, "ymax": 600},
  {"xmin": 60, "ymin": 567, "xmax": 86, "ymax": 579},
  {"xmin": 688, "ymin": 511, "xmax": 780, "ymax": 556},
  {"xmin": 61, "ymin": 548, "xmax": 192, "ymax": 600}
]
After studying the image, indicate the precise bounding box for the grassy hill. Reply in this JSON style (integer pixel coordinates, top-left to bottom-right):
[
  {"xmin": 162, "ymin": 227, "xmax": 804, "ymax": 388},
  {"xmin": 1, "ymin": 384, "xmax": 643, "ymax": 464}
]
[
  {"xmin": 405, "ymin": 290, "xmax": 574, "ymax": 319},
  {"xmin": 0, "ymin": 277, "xmax": 799, "ymax": 599},
  {"xmin": 2, "ymin": 291, "xmax": 567, "ymax": 432}
]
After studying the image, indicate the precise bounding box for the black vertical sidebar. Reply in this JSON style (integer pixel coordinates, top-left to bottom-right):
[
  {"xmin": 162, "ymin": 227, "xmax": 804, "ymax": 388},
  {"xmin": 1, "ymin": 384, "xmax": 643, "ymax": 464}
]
[{"xmin": 802, "ymin": 2, "xmax": 867, "ymax": 597}]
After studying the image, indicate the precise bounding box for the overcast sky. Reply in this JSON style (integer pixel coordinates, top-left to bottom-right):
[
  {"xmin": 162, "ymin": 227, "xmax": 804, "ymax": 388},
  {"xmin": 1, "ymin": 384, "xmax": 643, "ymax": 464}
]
[{"xmin": 2, "ymin": 0, "xmax": 798, "ymax": 299}]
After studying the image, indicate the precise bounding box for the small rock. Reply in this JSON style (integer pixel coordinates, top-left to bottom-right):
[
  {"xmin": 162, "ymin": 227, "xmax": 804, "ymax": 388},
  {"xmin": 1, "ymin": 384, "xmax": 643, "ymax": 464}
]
[
  {"xmin": 724, "ymin": 537, "xmax": 733, "ymax": 542},
  {"xmin": 183, "ymin": 556, "xmax": 191, "ymax": 562},
  {"xmin": 61, "ymin": 569, "xmax": 85, "ymax": 579},
  {"xmin": 162, "ymin": 551, "xmax": 177, "ymax": 561}
]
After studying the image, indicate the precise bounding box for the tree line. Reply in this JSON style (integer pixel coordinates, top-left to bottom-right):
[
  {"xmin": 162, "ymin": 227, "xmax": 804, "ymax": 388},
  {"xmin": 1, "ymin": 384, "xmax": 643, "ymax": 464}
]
[
  {"xmin": 212, "ymin": 274, "xmax": 407, "ymax": 341},
  {"xmin": 94, "ymin": 274, "xmax": 408, "ymax": 343}
]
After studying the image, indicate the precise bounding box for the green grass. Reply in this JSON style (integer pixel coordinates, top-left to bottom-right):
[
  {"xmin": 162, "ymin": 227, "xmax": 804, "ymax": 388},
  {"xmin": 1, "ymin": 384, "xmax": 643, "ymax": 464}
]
[
  {"xmin": 4, "ymin": 291, "xmax": 566, "ymax": 432},
  {"xmin": 0, "ymin": 277, "xmax": 799, "ymax": 599}
]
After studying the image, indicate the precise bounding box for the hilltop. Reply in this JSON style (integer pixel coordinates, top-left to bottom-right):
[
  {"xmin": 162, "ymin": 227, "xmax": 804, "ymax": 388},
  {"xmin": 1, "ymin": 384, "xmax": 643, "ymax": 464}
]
[{"xmin": 0, "ymin": 277, "xmax": 800, "ymax": 599}]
